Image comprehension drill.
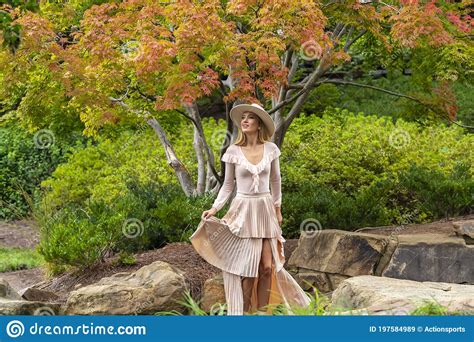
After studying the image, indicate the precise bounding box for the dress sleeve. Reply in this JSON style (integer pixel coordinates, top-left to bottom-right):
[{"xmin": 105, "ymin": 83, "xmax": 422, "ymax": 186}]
[
  {"xmin": 211, "ymin": 157, "xmax": 236, "ymax": 212},
  {"xmin": 270, "ymin": 146, "xmax": 282, "ymax": 208}
]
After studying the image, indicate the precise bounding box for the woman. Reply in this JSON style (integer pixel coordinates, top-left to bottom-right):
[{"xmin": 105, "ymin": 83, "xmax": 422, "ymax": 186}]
[{"xmin": 190, "ymin": 103, "xmax": 311, "ymax": 315}]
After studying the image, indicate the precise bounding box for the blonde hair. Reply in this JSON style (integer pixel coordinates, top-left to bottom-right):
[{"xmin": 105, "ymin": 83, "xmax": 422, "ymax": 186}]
[{"xmin": 234, "ymin": 112, "xmax": 272, "ymax": 146}]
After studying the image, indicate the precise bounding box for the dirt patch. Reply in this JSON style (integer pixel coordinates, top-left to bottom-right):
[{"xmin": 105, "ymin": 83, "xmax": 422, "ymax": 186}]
[
  {"xmin": 0, "ymin": 268, "xmax": 46, "ymax": 292},
  {"xmin": 0, "ymin": 219, "xmax": 40, "ymax": 249}
]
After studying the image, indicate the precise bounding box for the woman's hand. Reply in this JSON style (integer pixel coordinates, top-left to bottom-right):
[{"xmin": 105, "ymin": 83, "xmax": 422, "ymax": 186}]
[
  {"xmin": 202, "ymin": 207, "xmax": 217, "ymax": 220},
  {"xmin": 275, "ymin": 207, "xmax": 283, "ymax": 227}
]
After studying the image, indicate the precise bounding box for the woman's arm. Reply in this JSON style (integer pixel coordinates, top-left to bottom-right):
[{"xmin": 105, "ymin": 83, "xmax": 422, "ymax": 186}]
[
  {"xmin": 211, "ymin": 161, "xmax": 236, "ymax": 212},
  {"xmin": 270, "ymin": 156, "xmax": 281, "ymax": 209}
]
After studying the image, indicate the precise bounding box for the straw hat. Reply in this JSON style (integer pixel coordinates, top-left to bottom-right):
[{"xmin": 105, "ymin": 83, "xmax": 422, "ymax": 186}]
[{"xmin": 230, "ymin": 103, "xmax": 275, "ymax": 137}]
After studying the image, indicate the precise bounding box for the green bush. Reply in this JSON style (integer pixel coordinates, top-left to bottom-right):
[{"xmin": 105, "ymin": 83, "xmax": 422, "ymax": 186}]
[
  {"xmin": 282, "ymin": 163, "xmax": 472, "ymax": 237},
  {"xmin": 0, "ymin": 124, "xmax": 84, "ymax": 220},
  {"xmin": 36, "ymin": 180, "xmax": 211, "ymax": 272},
  {"xmin": 283, "ymin": 108, "xmax": 473, "ymax": 195},
  {"xmin": 280, "ymin": 108, "xmax": 473, "ymax": 235},
  {"xmin": 34, "ymin": 127, "xmax": 215, "ymax": 271},
  {"xmin": 282, "ymin": 181, "xmax": 393, "ymax": 238}
]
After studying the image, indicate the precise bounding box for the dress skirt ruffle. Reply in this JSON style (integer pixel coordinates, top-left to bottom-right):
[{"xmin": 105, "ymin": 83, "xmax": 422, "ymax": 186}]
[
  {"xmin": 190, "ymin": 191, "xmax": 311, "ymax": 315},
  {"xmin": 220, "ymin": 191, "xmax": 283, "ymax": 238}
]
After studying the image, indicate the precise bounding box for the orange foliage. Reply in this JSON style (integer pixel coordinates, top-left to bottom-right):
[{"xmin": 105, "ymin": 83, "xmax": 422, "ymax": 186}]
[{"xmin": 7, "ymin": 0, "xmax": 469, "ymax": 125}]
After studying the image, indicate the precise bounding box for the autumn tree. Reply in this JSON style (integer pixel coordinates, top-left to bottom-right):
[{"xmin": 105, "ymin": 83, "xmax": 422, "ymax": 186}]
[
  {"xmin": 1, "ymin": 0, "xmax": 472, "ymax": 199},
  {"xmin": 0, "ymin": 0, "xmax": 40, "ymax": 52}
]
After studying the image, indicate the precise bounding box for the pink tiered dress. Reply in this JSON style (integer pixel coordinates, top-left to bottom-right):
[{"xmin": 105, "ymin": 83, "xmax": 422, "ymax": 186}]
[{"xmin": 190, "ymin": 141, "xmax": 311, "ymax": 315}]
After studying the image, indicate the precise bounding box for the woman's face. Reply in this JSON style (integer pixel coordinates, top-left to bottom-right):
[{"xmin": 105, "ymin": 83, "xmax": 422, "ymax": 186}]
[{"xmin": 240, "ymin": 111, "xmax": 260, "ymax": 134}]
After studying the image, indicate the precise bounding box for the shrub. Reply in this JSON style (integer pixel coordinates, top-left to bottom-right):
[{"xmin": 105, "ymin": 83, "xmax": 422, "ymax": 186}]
[
  {"xmin": 0, "ymin": 124, "xmax": 84, "ymax": 220},
  {"xmin": 280, "ymin": 108, "xmax": 473, "ymax": 232},
  {"xmin": 34, "ymin": 126, "xmax": 216, "ymax": 271}
]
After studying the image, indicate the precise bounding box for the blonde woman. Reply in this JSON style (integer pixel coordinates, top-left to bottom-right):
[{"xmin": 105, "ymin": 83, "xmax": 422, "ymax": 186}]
[{"xmin": 190, "ymin": 103, "xmax": 310, "ymax": 315}]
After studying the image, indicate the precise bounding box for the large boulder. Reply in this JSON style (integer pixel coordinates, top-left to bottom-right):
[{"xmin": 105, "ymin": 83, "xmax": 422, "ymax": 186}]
[
  {"xmin": 287, "ymin": 230, "xmax": 391, "ymax": 292},
  {"xmin": 331, "ymin": 275, "xmax": 474, "ymax": 315},
  {"xmin": 0, "ymin": 278, "xmax": 61, "ymax": 315},
  {"xmin": 288, "ymin": 230, "xmax": 389, "ymax": 276},
  {"xmin": 0, "ymin": 278, "xmax": 22, "ymax": 300},
  {"xmin": 453, "ymin": 220, "xmax": 474, "ymax": 243},
  {"xmin": 288, "ymin": 225, "xmax": 474, "ymax": 294},
  {"xmin": 64, "ymin": 261, "xmax": 188, "ymax": 315},
  {"xmin": 382, "ymin": 234, "xmax": 474, "ymax": 284}
]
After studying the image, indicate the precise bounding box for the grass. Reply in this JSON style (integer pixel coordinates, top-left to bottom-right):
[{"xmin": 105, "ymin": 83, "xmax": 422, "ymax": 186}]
[
  {"xmin": 409, "ymin": 299, "xmax": 473, "ymax": 316},
  {"xmin": 154, "ymin": 286, "xmax": 335, "ymax": 316},
  {"xmin": 153, "ymin": 287, "xmax": 474, "ymax": 316},
  {"xmin": 0, "ymin": 247, "xmax": 44, "ymax": 272}
]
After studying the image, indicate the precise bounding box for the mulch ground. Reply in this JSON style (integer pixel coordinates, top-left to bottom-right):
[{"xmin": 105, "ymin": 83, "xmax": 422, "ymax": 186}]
[
  {"xmin": 32, "ymin": 239, "xmax": 300, "ymax": 304},
  {"xmin": 32, "ymin": 242, "xmax": 220, "ymax": 303}
]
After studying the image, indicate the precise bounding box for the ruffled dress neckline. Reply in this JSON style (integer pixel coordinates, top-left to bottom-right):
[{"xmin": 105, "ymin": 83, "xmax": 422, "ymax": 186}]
[
  {"xmin": 221, "ymin": 142, "xmax": 280, "ymax": 193},
  {"xmin": 238, "ymin": 142, "xmax": 266, "ymax": 166}
]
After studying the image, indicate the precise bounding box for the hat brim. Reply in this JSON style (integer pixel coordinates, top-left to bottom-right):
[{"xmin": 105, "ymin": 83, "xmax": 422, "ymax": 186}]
[{"xmin": 230, "ymin": 104, "xmax": 275, "ymax": 137}]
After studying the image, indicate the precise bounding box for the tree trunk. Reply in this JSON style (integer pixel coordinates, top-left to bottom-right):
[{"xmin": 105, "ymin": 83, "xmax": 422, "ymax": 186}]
[{"xmin": 146, "ymin": 117, "xmax": 196, "ymax": 197}]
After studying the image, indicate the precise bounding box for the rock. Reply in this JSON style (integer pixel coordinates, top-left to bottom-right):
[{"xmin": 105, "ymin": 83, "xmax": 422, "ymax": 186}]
[
  {"xmin": 453, "ymin": 220, "xmax": 474, "ymax": 243},
  {"xmin": 200, "ymin": 273, "xmax": 226, "ymax": 313},
  {"xmin": 0, "ymin": 278, "xmax": 22, "ymax": 300},
  {"xmin": 0, "ymin": 299, "xmax": 62, "ymax": 315},
  {"xmin": 18, "ymin": 287, "xmax": 59, "ymax": 302},
  {"xmin": 381, "ymin": 234, "xmax": 474, "ymax": 284},
  {"xmin": 293, "ymin": 269, "xmax": 331, "ymax": 293},
  {"xmin": 331, "ymin": 275, "xmax": 474, "ymax": 315},
  {"xmin": 0, "ymin": 278, "xmax": 61, "ymax": 315},
  {"xmin": 289, "ymin": 227, "xmax": 473, "ymax": 291},
  {"xmin": 64, "ymin": 261, "xmax": 189, "ymax": 315},
  {"xmin": 282, "ymin": 239, "xmax": 299, "ymax": 267},
  {"xmin": 288, "ymin": 230, "xmax": 389, "ymax": 276},
  {"xmin": 327, "ymin": 273, "xmax": 350, "ymax": 291}
]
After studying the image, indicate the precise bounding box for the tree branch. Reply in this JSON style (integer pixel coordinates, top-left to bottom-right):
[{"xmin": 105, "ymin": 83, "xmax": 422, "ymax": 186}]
[
  {"xmin": 292, "ymin": 78, "xmax": 420, "ymax": 101},
  {"xmin": 289, "ymin": 79, "xmax": 474, "ymax": 130},
  {"xmin": 344, "ymin": 29, "xmax": 367, "ymax": 52}
]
